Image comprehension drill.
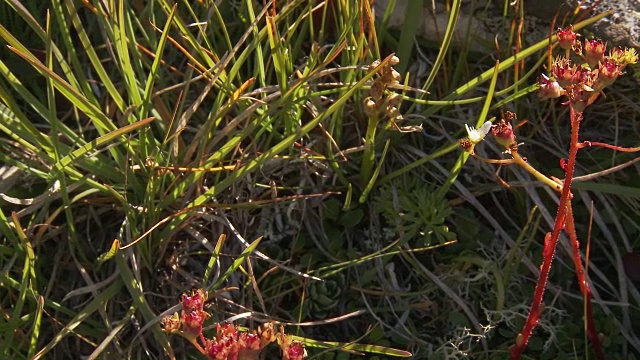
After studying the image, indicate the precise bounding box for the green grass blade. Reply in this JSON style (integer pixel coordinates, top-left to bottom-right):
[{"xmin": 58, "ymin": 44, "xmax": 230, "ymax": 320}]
[
  {"xmin": 203, "ymin": 234, "xmax": 226, "ymax": 286},
  {"xmin": 2, "ymin": 214, "xmax": 35, "ymax": 357},
  {"xmin": 49, "ymin": 0, "xmax": 100, "ymax": 105},
  {"xmin": 266, "ymin": 14, "xmax": 289, "ymax": 93},
  {"xmin": 0, "ymin": 96, "xmax": 55, "ymax": 160},
  {"xmin": 359, "ymin": 139, "xmax": 390, "ymax": 203},
  {"xmin": 52, "ymin": 117, "xmax": 155, "ymax": 190},
  {"xmin": 60, "ymin": 0, "xmax": 126, "ymax": 111},
  {"xmin": 116, "ymin": 0, "xmax": 144, "ymax": 109},
  {"xmin": 436, "ymin": 10, "xmax": 612, "ymax": 101},
  {"xmin": 295, "ymin": 334, "xmax": 412, "ymax": 357},
  {"xmin": 377, "ymin": 141, "xmax": 460, "ymax": 186},
  {"xmin": 31, "ymin": 280, "xmax": 123, "ymax": 360},
  {"xmin": 140, "ymin": 5, "xmax": 176, "ymax": 117},
  {"xmin": 245, "ymin": 0, "xmax": 267, "ymax": 87},
  {"xmin": 395, "ymin": 0, "xmax": 422, "ymax": 75},
  {"xmin": 441, "ymin": 60, "xmax": 500, "ymax": 193},
  {"xmin": 115, "ymin": 252, "xmax": 175, "ymax": 359},
  {"xmin": 27, "ymin": 295, "xmax": 45, "ymax": 359},
  {"xmin": 5, "ymin": 45, "xmax": 117, "ymax": 134},
  {"xmin": 572, "ymin": 182, "xmax": 640, "ymax": 198},
  {"xmin": 186, "ymin": 56, "xmax": 393, "ymax": 208},
  {"xmin": 422, "ymin": 0, "xmax": 461, "ymax": 91},
  {"xmin": 211, "ymin": 236, "xmax": 262, "ymax": 290}
]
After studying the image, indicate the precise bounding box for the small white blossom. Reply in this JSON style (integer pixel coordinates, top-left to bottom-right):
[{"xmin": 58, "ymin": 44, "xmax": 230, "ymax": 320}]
[{"xmin": 465, "ymin": 121, "xmax": 492, "ymax": 144}]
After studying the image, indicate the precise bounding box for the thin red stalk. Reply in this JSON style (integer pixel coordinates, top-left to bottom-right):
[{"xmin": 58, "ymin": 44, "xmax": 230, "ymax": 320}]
[
  {"xmin": 577, "ymin": 141, "xmax": 640, "ymax": 153},
  {"xmin": 190, "ymin": 338, "xmax": 206, "ymax": 355},
  {"xmin": 199, "ymin": 332, "xmax": 209, "ymax": 350},
  {"xmin": 510, "ymin": 107, "xmax": 582, "ymax": 359},
  {"xmin": 564, "ymin": 202, "xmax": 604, "ymax": 359}
]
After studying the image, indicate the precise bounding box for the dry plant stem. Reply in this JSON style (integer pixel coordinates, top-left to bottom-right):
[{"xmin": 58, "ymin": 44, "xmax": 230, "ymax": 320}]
[
  {"xmin": 510, "ymin": 107, "xmax": 602, "ymax": 359},
  {"xmin": 471, "ymin": 153, "xmax": 516, "ymax": 165},
  {"xmin": 564, "ymin": 202, "xmax": 604, "ymax": 358}
]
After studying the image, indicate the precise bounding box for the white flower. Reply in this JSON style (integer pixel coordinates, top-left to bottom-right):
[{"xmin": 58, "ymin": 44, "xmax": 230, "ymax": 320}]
[{"xmin": 465, "ymin": 121, "xmax": 492, "ymax": 144}]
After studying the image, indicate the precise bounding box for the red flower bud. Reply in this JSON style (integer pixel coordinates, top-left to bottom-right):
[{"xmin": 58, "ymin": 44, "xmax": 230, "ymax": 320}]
[
  {"xmin": 217, "ymin": 322, "xmax": 238, "ymax": 339},
  {"xmin": 238, "ymin": 332, "xmax": 262, "ymax": 360},
  {"xmin": 277, "ymin": 326, "xmax": 307, "ymax": 360},
  {"xmin": 491, "ymin": 119, "xmax": 516, "ymax": 151},
  {"xmin": 584, "ymin": 39, "xmax": 606, "ymax": 68},
  {"xmin": 205, "ymin": 335, "xmax": 239, "ymax": 360},
  {"xmin": 182, "ymin": 310, "xmax": 209, "ymax": 339},
  {"xmin": 284, "ymin": 341, "xmax": 307, "ymax": 360},
  {"xmin": 182, "ymin": 288, "xmax": 207, "ymax": 312},
  {"xmin": 551, "ymin": 58, "xmax": 575, "ymax": 88},
  {"xmin": 595, "ymin": 58, "xmax": 622, "ymax": 88},
  {"xmin": 571, "ymin": 66, "xmax": 595, "ymax": 88},
  {"xmin": 556, "ymin": 26, "xmax": 577, "ymax": 50}
]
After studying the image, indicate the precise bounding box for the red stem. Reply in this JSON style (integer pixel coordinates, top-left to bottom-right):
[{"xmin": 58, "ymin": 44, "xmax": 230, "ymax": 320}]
[
  {"xmin": 565, "ymin": 202, "xmax": 604, "ymax": 359},
  {"xmin": 190, "ymin": 338, "xmax": 206, "ymax": 355},
  {"xmin": 577, "ymin": 141, "xmax": 640, "ymax": 152},
  {"xmin": 510, "ymin": 106, "xmax": 582, "ymax": 359}
]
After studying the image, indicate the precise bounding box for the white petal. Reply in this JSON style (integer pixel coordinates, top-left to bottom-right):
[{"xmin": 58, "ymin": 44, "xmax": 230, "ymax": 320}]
[
  {"xmin": 465, "ymin": 124, "xmax": 473, "ymax": 136},
  {"xmin": 478, "ymin": 121, "xmax": 492, "ymax": 136},
  {"xmin": 465, "ymin": 121, "xmax": 492, "ymax": 143}
]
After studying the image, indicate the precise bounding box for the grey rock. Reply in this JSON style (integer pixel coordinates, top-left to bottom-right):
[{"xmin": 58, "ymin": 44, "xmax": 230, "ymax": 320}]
[
  {"xmin": 375, "ymin": 0, "xmax": 639, "ymax": 52},
  {"xmin": 526, "ymin": 0, "xmax": 639, "ymax": 48}
]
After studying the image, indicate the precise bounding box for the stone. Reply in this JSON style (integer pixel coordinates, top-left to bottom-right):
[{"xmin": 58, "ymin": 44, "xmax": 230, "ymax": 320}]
[
  {"xmin": 527, "ymin": 0, "xmax": 639, "ymax": 48},
  {"xmin": 374, "ymin": 0, "xmax": 640, "ymax": 53}
]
